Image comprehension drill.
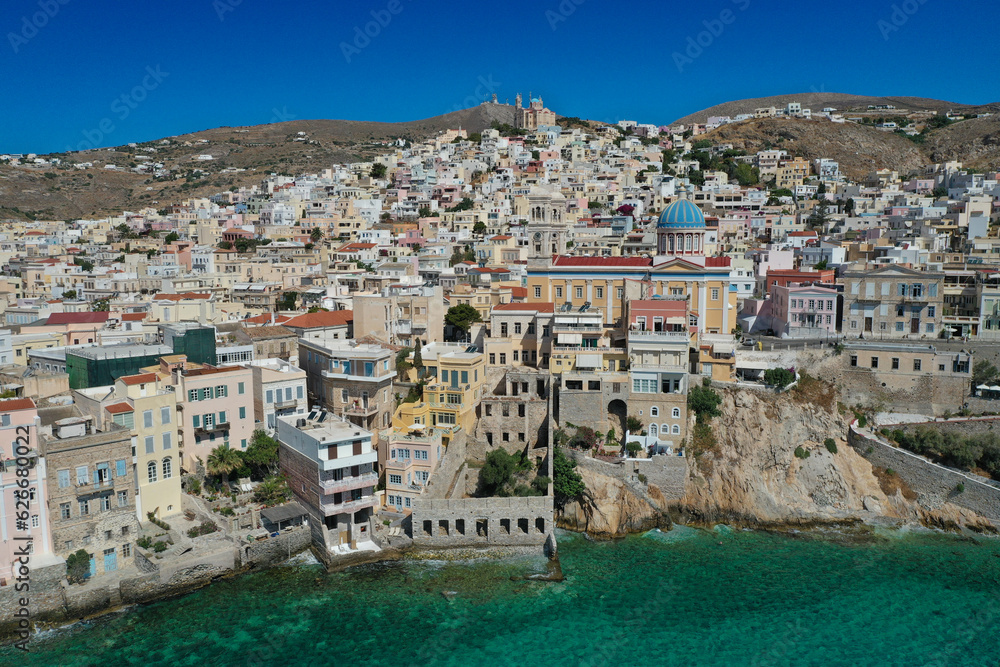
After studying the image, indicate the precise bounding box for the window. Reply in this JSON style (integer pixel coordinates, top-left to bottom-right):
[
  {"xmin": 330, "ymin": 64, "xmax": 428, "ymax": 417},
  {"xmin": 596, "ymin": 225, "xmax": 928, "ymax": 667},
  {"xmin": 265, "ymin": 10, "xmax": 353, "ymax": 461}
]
[
  {"xmin": 489, "ymin": 354, "xmax": 496, "ymax": 364},
  {"xmin": 896, "ymin": 322, "xmax": 904, "ymax": 332},
  {"xmin": 891, "ymin": 358, "xmax": 900, "ymax": 370},
  {"xmin": 193, "ymin": 415, "xmax": 201, "ymax": 428},
  {"xmin": 927, "ymin": 306, "xmax": 935, "ymax": 318},
  {"xmin": 60, "ymin": 502, "xmax": 71, "ymax": 520},
  {"xmin": 147, "ymin": 461, "xmax": 158, "ymax": 483},
  {"xmin": 871, "ymin": 357, "xmax": 879, "ymax": 369},
  {"xmin": 672, "ymin": 424, "xmax": 681, "ymax": 435},
  {"xmin": 118, "ymin": 491, "xmax": 128, "ymax": 508},
  {"xmin": 31, "ymin": 515, "xmax": 39, "ymax": 528},
  {"xmin": 239, "ymin": 407, "xmax": 246, "ymax": 419},
  {"xmin": 711, "ymin": 288, "xmax": 719, "ymax": 301},
  {"xmin": 215, "ymin": 385, "xmax": 228, "ymax": 398},
  {"xmin": 122, "ymin": 543, "xmax": 132, "ymax": 558},
  {"xmin": 514, "ymin": 322, "xmax": 522, "ymax": 335},
  {"xmin": 76, "ymin": 465, "xmax": 88, "ymax": 485},
  {"xmin": 617, "ymin": 288, "xmax": 624, "ymax": 299},
  {"xmin": 575, "ymin": 287, "xmax": 583, "ymax": 299},
  {"xmin": 389, "ymin": 474, "xmax": 402, "ymax": 485},
  {"xmin": 850, "ymin": 355, "xmax": 857, "ymax": 367},
  {"xmin": 188, "ymin": 389, "xmax": 199, "ymax": 402},
  {"xmin": 201, "ymin": 387, "xmax": 212, "ymax": 400},
  {"xmin": 58, "ymin": 469, "xmax": 70, "ymax": 488},
  {"xmin": 145, "ymin": 436, "xmax": 154, "ymax": 454},
  {"xmin": 238, "ymin": 381, "xmax": 246, "ymax": 395},
  {"xmin": 341, "ymin": 389, "xmax": 348, "ymax": 403},
  {"xmin": 204, "ymin": 413, "xmax": 215, "ymax": 429},
  {"xmin": 672, "ymin": 408, "xmax": 681, "ymax": 418},
  {"xmin": 116, "ymin": 459, "xmax": 127, "ymax": 477},
  {"xmin": 101, "ymin": 495, "xmax": 111, "ymax": 512},
  {"xmin": 913, "ymin": 359, "xmax": 922, "ymax": 371},
  {"xmin": 162, "ymin": 432, "xmax": 172, "ymax": 450},
  {"xmin": 297, "ymin": 385, "xmax": 304, "ymax": 400},
  {"xmin": 79, "ymin": 500, "xmax": 89, "ymax": 516},
  {"xmin": 162, "ymin": 458, "xmax": 172, "ymax": 479},
  {"xmin": 161, "ymin": 406, "xmax": 171, "ymax": 425},
  {"xmin": 555, "ymin": 287, "xmax": 563, "ymax": 299},
  {"xmin": 650, "ymin": 407, "xmax": 659, "ymax": 417},
  {"xmin": 143, "ymin": 409, "xmax": 153, "ymax": 428},
  {"xmin": 499, "ymin": 353, "xmax": 506, "ymax": 364},
  {"xmin": 596, "ymin": 287, "xmax": 604, "ymax": 299},
  {"xmin": 534, "ymin": 286, "xmax": 541, "ymax": 298}
]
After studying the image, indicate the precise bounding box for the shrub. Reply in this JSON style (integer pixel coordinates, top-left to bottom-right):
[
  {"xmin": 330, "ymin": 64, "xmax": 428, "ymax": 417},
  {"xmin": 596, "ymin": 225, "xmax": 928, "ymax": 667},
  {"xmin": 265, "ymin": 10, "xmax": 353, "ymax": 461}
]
[
  {"xmin": 137, "ymin": 536, "xmax": 153, "ymax": 549},
  {"xmin": 637, "ymin": 473, "xmax": 648, "ymax": 484},
  {"xmin": 187, "ymin": 521, "xmax": 218, "ymax": 538},
  {"xmin": 764, "ymin": 367, "xmax": 796, "ymax": 388},
  {"xmin": 626, "ymin": 441, "xmax": 643, "ymax": 457},
  {"xmin": 219, "ymin": 506, "xmax": 235, "ymax": 517},
  {"xmin": 858, "ymin": 415, "xmax": 868, "ymax": 428},
  {"xmin": 885, "ymin": 468, "xmax": 896, "ymax": 477},
  {"xmin": 187, "ymin": 477, "xmax": 202, "ymax": 496},
  {"xmin": 153, "ymin": 541, "xmax": 169, "ymax": 553},
  {"xmin": 688, "ymin": 385, "xmax": 722, "ymax": 423},
  {"xmin": 824, "ymin": 438, "xmax": 838, "ymax": 454},
  {"xmin": 66, "ymin": 549, "xmax": 91, "ymax": 584},
  {"xmin": 794, "ymin": 447, "xmax": 811, "ymax": 459},
  {"xmin": 531, "ymin": 475, "xmax": 551, "ymax": 494},
  {"xmin": 956, "ymin": 482, "xmax": 965, "ymax": 494},
  {"xmin": 146, "ymin": 512, "xmax": 171, "ymax": 531}
]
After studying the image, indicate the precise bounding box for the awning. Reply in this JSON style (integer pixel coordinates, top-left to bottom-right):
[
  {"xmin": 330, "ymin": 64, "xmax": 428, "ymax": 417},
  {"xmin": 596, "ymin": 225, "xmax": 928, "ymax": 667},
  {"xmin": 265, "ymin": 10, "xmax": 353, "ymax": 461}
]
[
  {"xmin": 260, "ymin": 501, "xmax": 307, "ymax": 525},
  {"xmin": 713, "ymin": 343, "xmax": 736, "ymax": 356},
  {"xmin": 576, "ymin": 354, "xmax": 602, "ymax": 369},
  {"xmin": 978, "ymin": 384, "xmax": 992, "ymax": 390},
  {"xmin": 558, "ymin": 333, "xmax": 583, "ymax": 345}
]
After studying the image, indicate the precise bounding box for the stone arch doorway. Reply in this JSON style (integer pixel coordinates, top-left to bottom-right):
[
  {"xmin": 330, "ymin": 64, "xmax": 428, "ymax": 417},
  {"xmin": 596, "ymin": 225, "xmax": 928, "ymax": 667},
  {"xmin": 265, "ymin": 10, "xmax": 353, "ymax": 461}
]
[{"xmin": 607, "ymin": 399, "xmax": 627, "ymax": 443}]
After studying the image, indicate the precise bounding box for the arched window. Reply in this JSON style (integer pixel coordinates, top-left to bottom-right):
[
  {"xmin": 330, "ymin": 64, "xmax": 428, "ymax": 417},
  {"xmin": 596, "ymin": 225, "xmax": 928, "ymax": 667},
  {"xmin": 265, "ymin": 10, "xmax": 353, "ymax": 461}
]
[
  {"xmin": 648, "ymin": 424, "xmax": 658, "ymax": 438},
  {"xmin": 662, "ymin": 424, "xmax": 670, "ymax": 437},
  {"xmin": 162, "ymin": 457, "xmax": 172, "ymax": 480},
  {"xmin": 672, "ymin": 424, "xmax": 681, "ymax": 435},
  {"xmin": 147, "ymin": 461, "xmax": 157, "ymax": 484},
  {"xmin": 672, "ymin": 407, "xmax": 681, "ymax": 419},
  {"xmin": 650, "ymin": 406, "xmax": 659, "ymax": 417}
]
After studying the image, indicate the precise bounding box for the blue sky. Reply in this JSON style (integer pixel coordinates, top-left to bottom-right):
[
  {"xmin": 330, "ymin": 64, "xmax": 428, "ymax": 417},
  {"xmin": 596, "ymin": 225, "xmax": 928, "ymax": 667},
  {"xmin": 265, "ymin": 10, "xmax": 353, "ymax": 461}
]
[{"xmin": 2, "ymin": 0, "xmax": 998, "ymax": 154}]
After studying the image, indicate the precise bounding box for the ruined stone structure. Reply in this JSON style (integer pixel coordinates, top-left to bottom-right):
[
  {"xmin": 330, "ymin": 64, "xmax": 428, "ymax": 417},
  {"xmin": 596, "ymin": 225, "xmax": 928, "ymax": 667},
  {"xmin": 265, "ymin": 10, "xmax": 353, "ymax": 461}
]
[
  {"xmin": 473, "ymin": 369, "xmax": 550, "ymax": 459},
  {"xmin": 411, "ymin": 497, "xmax": 553, "ymax": 548}
]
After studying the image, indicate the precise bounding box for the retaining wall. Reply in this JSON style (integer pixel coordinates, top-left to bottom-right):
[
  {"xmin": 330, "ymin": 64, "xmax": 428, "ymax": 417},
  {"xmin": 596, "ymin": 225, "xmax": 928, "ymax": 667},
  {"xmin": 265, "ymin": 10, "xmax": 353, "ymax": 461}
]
[{"xmin": 847, "ymin": 423, "xmax": 1000, "ymax": 521}]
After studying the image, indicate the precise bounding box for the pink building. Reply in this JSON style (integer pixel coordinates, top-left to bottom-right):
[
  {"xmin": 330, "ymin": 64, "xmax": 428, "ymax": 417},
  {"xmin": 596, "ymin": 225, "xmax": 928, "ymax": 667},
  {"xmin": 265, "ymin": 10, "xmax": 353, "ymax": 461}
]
[
  {"xmin": 383, "ymin": 430, "xmax": 443, "ymax": 514},
  {"xmin": 0, "ymin": 398, "xmax": 54, "ymax": 586},
  {"xmin": 172, "ymin": 364, "xmax": 255, "ymax": 471},
  {"xmin": 772, "ymin": 284, "xmax": 840, "ymax": 336}
]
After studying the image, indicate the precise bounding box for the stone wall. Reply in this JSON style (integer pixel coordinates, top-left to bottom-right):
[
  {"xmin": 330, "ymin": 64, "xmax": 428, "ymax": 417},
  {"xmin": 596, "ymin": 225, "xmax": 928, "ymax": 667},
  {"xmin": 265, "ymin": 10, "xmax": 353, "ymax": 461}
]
[
  {"xmin": 240, "ymin": 525, "xmax": 311, "ymax": 567},
  {"xmin": 411, "ymin": 496, "xmax": 553, "ymax": 548},
  {"xmin": 847, "ymin": 423, "xmax": 1000, "ymax": 522},
  {"xmin": 422, "ymin": 429, "xmax": 468, "ymax": 500},
  {"xmin": 567, "ymin": 451, "xmax": 688, "ymax": 506}
]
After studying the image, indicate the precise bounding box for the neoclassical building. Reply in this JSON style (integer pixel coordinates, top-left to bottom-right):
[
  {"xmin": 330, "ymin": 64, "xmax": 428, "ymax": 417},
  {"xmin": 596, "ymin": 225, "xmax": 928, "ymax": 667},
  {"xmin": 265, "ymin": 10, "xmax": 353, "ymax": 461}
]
[{"xmin": 657, "ymin": 198, "xmax": 707, "ymax": 257}]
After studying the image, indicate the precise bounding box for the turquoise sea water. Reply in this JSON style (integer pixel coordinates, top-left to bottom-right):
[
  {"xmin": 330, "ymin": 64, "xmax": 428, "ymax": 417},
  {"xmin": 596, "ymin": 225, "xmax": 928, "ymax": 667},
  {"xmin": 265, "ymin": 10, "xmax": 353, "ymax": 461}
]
[{"xmin": 6, "ymin": 526, "xmax": 1000, "ymax": 667}]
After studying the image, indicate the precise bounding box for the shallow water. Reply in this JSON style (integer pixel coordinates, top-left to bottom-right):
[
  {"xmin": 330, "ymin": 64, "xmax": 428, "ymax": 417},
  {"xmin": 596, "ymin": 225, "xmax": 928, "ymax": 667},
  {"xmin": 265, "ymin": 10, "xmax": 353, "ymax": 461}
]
[{"xmin": 7, "ymin": 527, "xmax": 1000, "ymax": 666}]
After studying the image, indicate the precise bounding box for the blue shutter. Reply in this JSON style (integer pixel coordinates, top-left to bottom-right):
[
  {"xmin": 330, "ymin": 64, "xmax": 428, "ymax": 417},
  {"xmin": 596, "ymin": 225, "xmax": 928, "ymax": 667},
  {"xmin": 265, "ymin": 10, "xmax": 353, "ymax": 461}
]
[
  {"xmin": 116, "ymin": 459, "xmax": 127, "ymax": 477},
  {"xmin": 219, "ymin": 411, "xmax": 227, "ymax": 424},
  {"xmin": 193, "ymin": 415, "xmax": 201, "ymax": 428}
]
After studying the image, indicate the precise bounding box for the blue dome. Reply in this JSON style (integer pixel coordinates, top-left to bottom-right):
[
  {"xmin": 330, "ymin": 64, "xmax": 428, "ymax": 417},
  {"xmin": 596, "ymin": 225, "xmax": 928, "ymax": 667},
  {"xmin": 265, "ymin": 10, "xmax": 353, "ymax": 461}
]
[{"xmin": 657, "ymin": 199, "xmax": 706, "ymax": 229}]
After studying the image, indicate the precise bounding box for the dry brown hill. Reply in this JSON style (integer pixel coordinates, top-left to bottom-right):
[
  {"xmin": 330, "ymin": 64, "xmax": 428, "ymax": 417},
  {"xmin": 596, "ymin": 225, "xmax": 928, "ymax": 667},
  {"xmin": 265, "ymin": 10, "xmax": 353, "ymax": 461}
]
[
  {"xmin": 0, "ymin": 104, "xmax": 516, "ymax": 221},
  {"xmin": 922, "ymin": 115, "xmax": 1000, "ymax": 171},
  {"xmin": 700, "ymin": 118, "xmax": 930, "ymax": 180},
  {"xmin": 673, "ymin": 93, "xmax": 1000, "ymax": 126}
]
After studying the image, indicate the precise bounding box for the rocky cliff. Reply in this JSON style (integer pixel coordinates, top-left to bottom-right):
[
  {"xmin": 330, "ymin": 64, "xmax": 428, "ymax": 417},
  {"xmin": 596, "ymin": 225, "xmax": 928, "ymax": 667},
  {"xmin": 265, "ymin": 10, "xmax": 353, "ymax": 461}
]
[{"xmin": 560, "ymin": 384, "xmax": 995, "ymax": 537}]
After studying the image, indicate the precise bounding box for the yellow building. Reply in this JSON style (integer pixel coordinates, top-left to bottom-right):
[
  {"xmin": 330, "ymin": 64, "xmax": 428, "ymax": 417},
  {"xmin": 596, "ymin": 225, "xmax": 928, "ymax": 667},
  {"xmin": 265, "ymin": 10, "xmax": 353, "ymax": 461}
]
[
  {"xmin": 393, "ymin": 343, "xmax": 485, "ymax": 439},
  {"xmin": 526, "ymin": 255, "xmax": 737, "ymax": 335},
  {"xmin": 12, "ymin": 332, "xmax": 64, "ymax": 366}
]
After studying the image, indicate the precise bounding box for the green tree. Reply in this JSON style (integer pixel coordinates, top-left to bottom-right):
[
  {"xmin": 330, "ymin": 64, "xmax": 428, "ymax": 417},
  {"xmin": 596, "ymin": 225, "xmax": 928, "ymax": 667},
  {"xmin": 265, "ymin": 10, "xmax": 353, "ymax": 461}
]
[
  {"xmin": 253, "ymin": 475, "xmax": 291, "ymax": 505},
  {"xmin": 553, "ymin": 447, "xmax": 585, "ymax": 508},
  {"xmin": 66, "ymin": 549, "xmax": 91, "ymax": 584},
  {"xmin": 164, "ymin": 231, "xmax": 180, "ymax": 243},
  {"xmin": 395, "ymin": 347, "xmax": 414, "ymax": 375},
  {"xmin": 626, "ymin": 415, "xmax": 643, "ymax": 435},
  {"xmin": 733, "ymin": 162, "xmax": 759, "ymax": 186},
  {"xmin": 218, "ymin": 240, "xmax": 233, "ymax": 250},
  {"xmin": 478, "ymin": 449, "xmax": 522, "ymax": 496},
  {"xmin": 844, "ymin": 198, "xmax": 856, "ymax": 215},
  {"xmin": 74, "ymin": 257, "xmax": 95, "ymax": 272},
  {"xmin": 447, "ymin": 197, "xmax": 474, "ymax": 213},
  {"xmin": 472, "ymin": 221, "xmax": 487, "ymax": 235},
  {"xmin": 973, "ymin": 360, "xmax": 999, "ymax": 386},
  {"xmin": 207, "ymin": 445, "xmax": 242, "ymax": 488},
  {"xmin": 370, "ymin": 163, "xmax": 387, "ymax": 179},
  {"xmin": 62, "ymin": 289, "xmax": 77, "ymax": 300},
  {"xmin": 445, "ymin": 304, "xmax": 482, "ymax": 333},
  {"xmin": 418, "ymin": 206, "xmax": 433, "ymax": 218},
  {"xmin": 626, "ymin": 441, "xmax": 643, "ymax": 457},
  {"xmin": 764, "ymin": 367, "xmax": 796, "ymax": 388},
  {"xmin": 809, "ymin": 199, "xmax": 829, "ymax": 229},
  {"xmin": 92, "ymin": 298, "xmax": 111, "ymax": 312},
  {"xmin": 310, "ymin": 227, "xmax": 324, "ymax": 243},
  {"xmin": 277, "ymin": 291, "xmax": 299, "ymax": 311},
  {"xmin": 412, "ymin": 343, "xmax": 423, "ymax": 373},
  {"xmin": 814, "ymin": 258, "xmax": 829, "ymax": 270},
  {"xmin": 688, "ymin": 384, "xmax": 722, "ymax": 423},
  {"xmin": 242, "ymin": 429, "xmax": 280, "ymax": 478}
]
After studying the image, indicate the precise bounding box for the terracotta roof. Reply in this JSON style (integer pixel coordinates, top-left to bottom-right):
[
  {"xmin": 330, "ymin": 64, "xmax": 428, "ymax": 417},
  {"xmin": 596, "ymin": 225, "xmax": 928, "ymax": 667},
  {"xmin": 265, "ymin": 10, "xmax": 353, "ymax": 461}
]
[
  {"xmin": 105, "ymin": 402, "xmax": 134, "ymax": 415},
  {"xmin": 704, "ymin": 257, "xmax": 732, "ymax": 268},
  {"xmin": 552, "ymin": 256, "xmax": 652, "ymax": 268},
  {"xmin": 470, "ymin": 267, "xmax": 511, "ymax": 274},
  {"xmin": 341, "ymin": 243, "xmax": 377, "ymax": 250},
  {"xmin": 490, "ymin": 235, "xmax": 512, "ymax": 240},
  {"xmin": 281, "ymin": 310, "xmax": 354, "ymax": 329},
  {"xmin": 153, "ymin": 293, "xmax": 211, "ymax": 301},
  {"xmin": 494, "ymin": 302, "xmax": 555, "ymax": 313},
  {"xmin": 121, "ymin": 373, "xmax": 157, "ymax": 386},
  {"xmin": 0, "ymin": 397, "xmax": 36, "ymax": 411},
  {"xmin": 510, "ymin": 287, "xmax": 528, "ymax": 298},
  {"xmin": 46, "ymin": 312, "xmax": 110, "ymax": 325},
  {"xmin": 121, "ymin": 312, "xmax": 147, "ymax": 321},
  {"xmin": 789, "ymin": 231, "xmax": 819, "ymax": 237}
]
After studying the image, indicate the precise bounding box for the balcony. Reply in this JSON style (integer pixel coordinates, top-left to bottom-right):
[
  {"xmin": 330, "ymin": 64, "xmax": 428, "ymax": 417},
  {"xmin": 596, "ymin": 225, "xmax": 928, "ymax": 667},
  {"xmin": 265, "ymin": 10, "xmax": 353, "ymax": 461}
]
[
  {"xmin": 627, "ymin": 330, "xmax": 690, "ymax": 342},
  {"xmin": 900, "ymin": 294, "xmax": 929, "ymax": 303},
  {"xmin": 320, "ymin": 472, "xmax": 377, "ymax": 494},
  {"xmin": 320, "ymin": 495, "xmax": 378, "ymax": 516},
  {"xmin": 272, "ymin": 397, "xmax": 300, "ymax": 409},
  {"xmin": 344, "ymin": 403, "xmax": 378, "ymax": 417},
  {"xmin": 195, "ymin": 421, "xmax": 230, "ymax": 434}
]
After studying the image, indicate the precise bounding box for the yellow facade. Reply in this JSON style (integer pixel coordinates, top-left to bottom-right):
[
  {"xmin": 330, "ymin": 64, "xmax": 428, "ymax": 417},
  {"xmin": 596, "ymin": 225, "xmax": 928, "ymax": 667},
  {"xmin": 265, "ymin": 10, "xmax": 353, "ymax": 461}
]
[{"xmin": 120, "ymin": 377, "xmax": 183, "ymax": 520}]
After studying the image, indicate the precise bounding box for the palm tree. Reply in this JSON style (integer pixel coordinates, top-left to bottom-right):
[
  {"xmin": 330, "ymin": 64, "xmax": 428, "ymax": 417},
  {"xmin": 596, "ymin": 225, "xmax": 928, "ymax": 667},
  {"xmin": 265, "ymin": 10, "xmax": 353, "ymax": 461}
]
[
  {"xmin": 310, "ymin": 227, "xmax": 324, "ymax": 243},
  {"xmin": 207, "ymin": 445, "xmax": 242, "ymax": 489}
]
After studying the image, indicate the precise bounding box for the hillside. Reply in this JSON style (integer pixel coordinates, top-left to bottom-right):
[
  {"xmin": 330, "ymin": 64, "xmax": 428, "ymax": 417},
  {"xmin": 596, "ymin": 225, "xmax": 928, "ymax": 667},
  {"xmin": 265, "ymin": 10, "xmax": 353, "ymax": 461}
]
[
  {"xmin": 673, "ymin": 93, "xmax": 1000, "ymax": 126},
  {"xmin": 699, "ymin": 117, "xmax": 930, "ymax": 180},
  {"xmin": 923, "ymin": 115, "xmax": 1000, "ymax": 170},
  {"xmin": 0, "ymin": 104, "xmax": 515, "ymax": 221}
]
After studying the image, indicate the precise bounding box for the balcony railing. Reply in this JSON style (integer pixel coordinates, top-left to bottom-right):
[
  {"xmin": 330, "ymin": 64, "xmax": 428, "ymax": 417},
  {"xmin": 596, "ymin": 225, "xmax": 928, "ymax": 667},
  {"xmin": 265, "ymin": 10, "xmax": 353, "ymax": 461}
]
[
  {"xmin": 344, "ymin": 403, "xmax": 378, "ymax": 416},
  {"xmin": 319, "ymin": 472, "xmax": 377, "ymax": 494},
  {"xmin": 627, "ymin": 330, "xmax": 689, "ymax": 341},
  {"xmin": 195, "ymin": 421, "xmax": 230, "ymax": 434},
  {"xmin": 272, "ymin": 398, "xmax": 300, "ymax": 409},
  {"xmin": 320, "ymin": 495, "xmax": 378, "ymax": 515}
]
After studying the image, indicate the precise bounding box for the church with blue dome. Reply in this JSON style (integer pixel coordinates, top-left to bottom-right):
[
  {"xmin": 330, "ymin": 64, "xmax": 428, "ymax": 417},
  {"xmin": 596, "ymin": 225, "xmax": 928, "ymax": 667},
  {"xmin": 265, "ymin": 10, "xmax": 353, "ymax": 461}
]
[{"xmin": 656, "ymin": 197, "xmax": 706, "ymax": 256}]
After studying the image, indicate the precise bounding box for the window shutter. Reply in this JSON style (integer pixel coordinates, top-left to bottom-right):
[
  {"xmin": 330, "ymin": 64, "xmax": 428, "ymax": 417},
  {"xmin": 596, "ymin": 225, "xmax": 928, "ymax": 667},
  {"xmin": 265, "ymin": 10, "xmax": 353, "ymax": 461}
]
[
  {"xmin": 193, "ymin": 415, "xmax": 201, "ymax": 428},
  {"xmin": 219, "ymin": 411, "xmax": 227, "ymax": 424}
]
